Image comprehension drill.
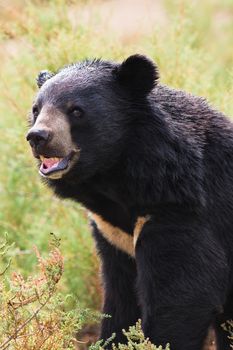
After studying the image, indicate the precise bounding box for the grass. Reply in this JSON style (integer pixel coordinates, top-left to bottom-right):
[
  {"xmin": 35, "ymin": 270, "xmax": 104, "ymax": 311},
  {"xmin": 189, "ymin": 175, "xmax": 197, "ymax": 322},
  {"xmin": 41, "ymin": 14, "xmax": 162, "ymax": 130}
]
[{"xmin": 0, "ymin": 0, "xmax": 232, "ymax": 314}]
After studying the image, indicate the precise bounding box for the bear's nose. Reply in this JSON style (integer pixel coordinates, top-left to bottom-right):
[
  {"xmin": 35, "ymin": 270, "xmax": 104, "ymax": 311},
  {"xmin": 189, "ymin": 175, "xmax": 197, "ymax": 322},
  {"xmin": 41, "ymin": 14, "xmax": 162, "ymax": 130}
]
[{"xmin": 26, "ymin": 129, "xmax": 51, "ymax": 148}]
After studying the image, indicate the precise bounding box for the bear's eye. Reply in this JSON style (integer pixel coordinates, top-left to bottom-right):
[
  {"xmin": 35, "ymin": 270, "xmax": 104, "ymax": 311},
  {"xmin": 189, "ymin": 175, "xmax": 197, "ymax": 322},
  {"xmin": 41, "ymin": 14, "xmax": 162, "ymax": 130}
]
[
  {"xmin": 68, "ymin": 106, "xmax": 83, "ymax": 118},
  {"xmin": 32, "ymin": 105, "xmax": 39, "ymax": 119}
]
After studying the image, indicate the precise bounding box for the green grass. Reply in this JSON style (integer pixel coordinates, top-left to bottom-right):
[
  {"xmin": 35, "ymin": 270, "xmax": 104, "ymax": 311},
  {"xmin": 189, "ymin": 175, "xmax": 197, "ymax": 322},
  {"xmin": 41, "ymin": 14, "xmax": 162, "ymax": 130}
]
[{"xmin": 0, "ymin": 0, "xmax": 232, "ymax": 310}]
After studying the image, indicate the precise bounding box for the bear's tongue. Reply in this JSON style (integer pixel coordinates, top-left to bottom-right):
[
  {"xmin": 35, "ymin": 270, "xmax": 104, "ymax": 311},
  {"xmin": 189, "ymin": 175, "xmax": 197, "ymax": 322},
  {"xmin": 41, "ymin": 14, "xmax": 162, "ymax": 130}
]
[
  {"xmin": 39, "ymin": 156, "xmax": 68, "ymax": 175},
  {"xmin": 43, "ymin": 158, "xmax": 60, "ymax": 169}
]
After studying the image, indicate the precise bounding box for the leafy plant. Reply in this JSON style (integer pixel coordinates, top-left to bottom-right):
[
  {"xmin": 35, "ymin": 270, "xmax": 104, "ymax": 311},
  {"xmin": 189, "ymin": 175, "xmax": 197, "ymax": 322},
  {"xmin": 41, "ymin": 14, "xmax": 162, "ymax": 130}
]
[
  {"xmin": 90, "ymin": 321, "xmax": 170, "ymax": 350},
  {"xmin": 0, "ymin": 234, "xmax": 102, "ymax": 350},
  {"xmin": 221, "ymin": 320, "xmax": 233, "ymax": 348}
]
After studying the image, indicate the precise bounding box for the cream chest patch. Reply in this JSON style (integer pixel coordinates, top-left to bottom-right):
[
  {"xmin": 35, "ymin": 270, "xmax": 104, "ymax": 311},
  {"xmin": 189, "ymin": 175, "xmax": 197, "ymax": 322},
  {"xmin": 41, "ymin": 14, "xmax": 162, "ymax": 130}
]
[{"xmin": 89, "ymin": 212, "xmax": 150, "ymax": 257}]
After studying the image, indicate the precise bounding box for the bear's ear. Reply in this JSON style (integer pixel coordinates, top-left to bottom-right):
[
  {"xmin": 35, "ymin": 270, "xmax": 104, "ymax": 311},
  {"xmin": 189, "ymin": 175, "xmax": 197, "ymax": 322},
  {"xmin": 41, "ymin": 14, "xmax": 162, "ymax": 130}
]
[
  {"xmin": 36, "ymin": 70, "xmax": 54, "ymax": 88},
  {"xmin": 114, "ymin": 54, "xmax": 159, "ymax": 96}
]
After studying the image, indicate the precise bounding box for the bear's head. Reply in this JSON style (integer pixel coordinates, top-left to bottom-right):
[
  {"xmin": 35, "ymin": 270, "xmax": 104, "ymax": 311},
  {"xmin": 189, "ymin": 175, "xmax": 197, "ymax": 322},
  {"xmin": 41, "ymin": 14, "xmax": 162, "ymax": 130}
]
[{"xmin": 26, "ymin": 54, "xmax": 159, "ymax": 182}]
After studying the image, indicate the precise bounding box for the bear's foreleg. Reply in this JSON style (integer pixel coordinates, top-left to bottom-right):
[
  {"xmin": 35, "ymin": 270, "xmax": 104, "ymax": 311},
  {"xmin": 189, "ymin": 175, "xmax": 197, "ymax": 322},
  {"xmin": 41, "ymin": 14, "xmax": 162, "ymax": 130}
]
[
  {"xmin": 92, "ymin": 223, "xmax": 140, "ymax": 344},
  {"xmin": 135, "ymin": 214, "xmax": 228, "ymax": 350}
]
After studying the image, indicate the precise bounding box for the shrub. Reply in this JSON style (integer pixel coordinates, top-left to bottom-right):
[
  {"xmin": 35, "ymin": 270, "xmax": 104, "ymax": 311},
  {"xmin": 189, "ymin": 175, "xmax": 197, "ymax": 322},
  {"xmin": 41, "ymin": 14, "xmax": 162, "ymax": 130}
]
[
  {"xmin": 91, "ymin": 321, "xmax": 170, "ymax": 350},
  {"xmin": 0, "ymin": 234, "xmax": 101, "ymax": 350}
]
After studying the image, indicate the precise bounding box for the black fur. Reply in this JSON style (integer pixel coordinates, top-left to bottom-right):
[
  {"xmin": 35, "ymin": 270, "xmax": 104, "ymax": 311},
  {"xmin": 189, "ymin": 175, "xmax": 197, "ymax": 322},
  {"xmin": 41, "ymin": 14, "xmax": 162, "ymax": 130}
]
[
  {"xmin": 29, "ymin": 55, "xmax": 233, "ymax": 349},
  {"xmin": 92, "ymin": 223, "xmax": 140, "ymax": 342},
  {"xmin": 114, "ymin": 54, "xmax": 159, "ymax": 96},
  {"xmin": 37, "ymin": 70, "xmax": 54, "ymax": 88}
]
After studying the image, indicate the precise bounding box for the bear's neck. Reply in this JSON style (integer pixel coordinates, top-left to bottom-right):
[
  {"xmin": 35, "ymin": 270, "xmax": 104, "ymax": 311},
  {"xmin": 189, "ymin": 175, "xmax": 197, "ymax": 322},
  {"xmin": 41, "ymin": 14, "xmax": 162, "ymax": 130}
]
[{"xmin": 46, "ymin": 166, "xmax": 136, "ymax": 232}]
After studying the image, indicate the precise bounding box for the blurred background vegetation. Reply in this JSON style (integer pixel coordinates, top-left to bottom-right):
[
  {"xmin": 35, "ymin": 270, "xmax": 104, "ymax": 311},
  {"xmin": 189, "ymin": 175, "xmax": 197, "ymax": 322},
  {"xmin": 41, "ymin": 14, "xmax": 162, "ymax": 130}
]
[{"xmin": 0, "ymin": 0, "xmax": 232, "ymax": 313}]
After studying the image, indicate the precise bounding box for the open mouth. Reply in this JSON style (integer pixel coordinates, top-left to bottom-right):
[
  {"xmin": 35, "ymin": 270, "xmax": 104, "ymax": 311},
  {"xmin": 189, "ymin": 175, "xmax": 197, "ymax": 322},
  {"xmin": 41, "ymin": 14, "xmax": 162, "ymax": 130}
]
[{"xmin": 39, "ymin": 151, "xmax": 78, "ymax": 179}]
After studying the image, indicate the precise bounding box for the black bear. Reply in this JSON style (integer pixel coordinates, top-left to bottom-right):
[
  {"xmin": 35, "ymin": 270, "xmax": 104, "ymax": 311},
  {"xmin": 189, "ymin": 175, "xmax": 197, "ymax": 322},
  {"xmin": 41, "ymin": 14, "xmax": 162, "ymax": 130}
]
[{"xmin": 26, "ymin": 55, "xmax": 232, "ymax": 350}]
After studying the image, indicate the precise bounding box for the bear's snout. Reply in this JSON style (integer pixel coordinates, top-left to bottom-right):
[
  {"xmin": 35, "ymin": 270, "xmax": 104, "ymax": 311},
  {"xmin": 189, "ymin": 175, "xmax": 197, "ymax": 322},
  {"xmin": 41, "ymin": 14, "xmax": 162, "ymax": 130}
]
[{"xmin": 26, "ymin": 128, "xmax": 51, "ymax": 149}]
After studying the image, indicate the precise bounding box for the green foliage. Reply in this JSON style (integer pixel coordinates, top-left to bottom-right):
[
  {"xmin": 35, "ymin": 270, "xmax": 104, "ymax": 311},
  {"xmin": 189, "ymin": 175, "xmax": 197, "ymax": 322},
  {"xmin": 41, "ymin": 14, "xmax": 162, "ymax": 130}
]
[
  {"xmin": 113, "ymin": 321, "xmax": 170, "ymax": 350},
  {"xmin": 222, "ymin": 320, "xmax": 233, "ymax": 348},
  {"xmin": 90, "ymin": 321, "xmax": 170, "ymax": 350},
  {"xmin": 0, "ymin": 234, "xmax": 14, "ymax": 276}
]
